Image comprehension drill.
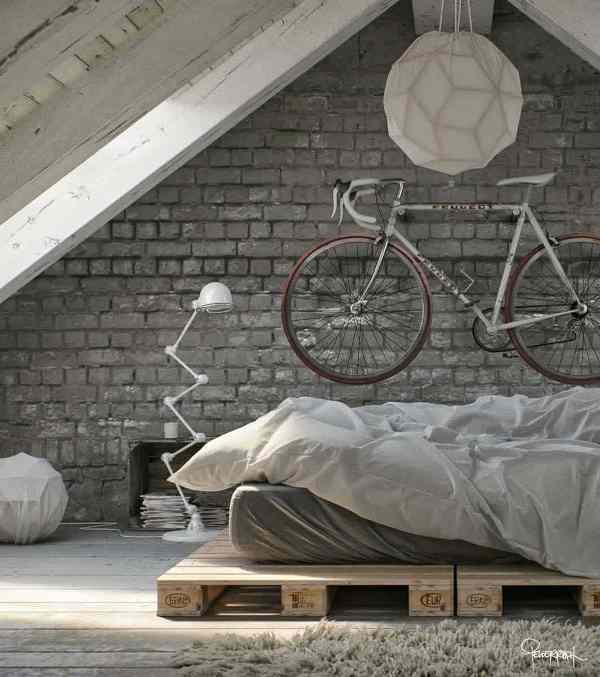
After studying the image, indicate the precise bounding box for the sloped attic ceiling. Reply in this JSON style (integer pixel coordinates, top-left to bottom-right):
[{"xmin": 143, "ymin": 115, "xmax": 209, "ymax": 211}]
[{"xmin": 0, "ymin": 0, "xmax": 399, "ymax": 305}]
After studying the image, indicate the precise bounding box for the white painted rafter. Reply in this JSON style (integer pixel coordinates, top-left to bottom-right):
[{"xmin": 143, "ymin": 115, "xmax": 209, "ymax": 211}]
[
  {"xmin": 0, "ymin": 0, "xmax": 170, "ymax": 134},
  {"xmin": 0, "ymin": 1, "xmax": 147, "ymax": 106},
  {"xmin": 0, "ymin": 0, "xmax": 398, "ymax": 304},
  {"xmin": 506, "ymin": 0, "xmax": 600, "ymax": 73},
  {"xmin": 0, "ymin": 0, "xmax": 300, "ymax": 223}
]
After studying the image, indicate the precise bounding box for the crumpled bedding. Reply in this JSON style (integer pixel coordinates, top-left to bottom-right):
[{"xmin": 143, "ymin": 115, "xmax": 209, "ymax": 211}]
[{"xmin": 170, "ymin": 387, "xmax": 600, "ymax": 577}]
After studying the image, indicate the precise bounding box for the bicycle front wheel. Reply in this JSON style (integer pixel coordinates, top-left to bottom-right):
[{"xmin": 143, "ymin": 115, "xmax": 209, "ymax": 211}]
[
  {"xmin": 505, "ymin": 233, "xmax": 600, "ymax": 384},
  {"xmin": 282, "ymin": 235, "xmax": 431, "ymax": 384}
]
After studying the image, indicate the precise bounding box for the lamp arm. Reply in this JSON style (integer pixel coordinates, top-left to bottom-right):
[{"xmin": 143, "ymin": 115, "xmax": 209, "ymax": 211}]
[
  {"xmin": 163, "ymin": 307, "xmax": 210, "ymax": 442},
  {"xmin": 172, "ymin": 309, "xmax": 199, "ymax": 351},
  {"xmin": 161, "ymin": 444, "xmax": 198, "ymax": 514},
  {"xmin": 165, "ymin": 345, "xmax": 209, "ymax": 383},
  {"xmin": 164, "ymin": 395, "xmax": 204, "ymax": 440}
]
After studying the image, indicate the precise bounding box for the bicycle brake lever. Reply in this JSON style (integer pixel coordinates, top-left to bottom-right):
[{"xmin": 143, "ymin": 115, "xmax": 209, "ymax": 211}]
[
  {"xmin": 331, "ymin": 185, "xmax": 345, "ymax": 225},
  {"xmin": 331, "ymin": 185, "xmax": 339, "ymax": 219}
]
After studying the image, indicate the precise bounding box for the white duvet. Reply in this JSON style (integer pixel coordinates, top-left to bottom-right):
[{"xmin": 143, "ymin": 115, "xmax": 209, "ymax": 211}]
[{"xmin": 170, "ymin": 387, "xmax": 600, "ymax": 576}]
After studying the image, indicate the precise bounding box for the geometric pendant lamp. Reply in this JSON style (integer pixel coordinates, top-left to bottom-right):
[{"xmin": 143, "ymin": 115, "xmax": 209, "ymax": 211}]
[{"xmin": 384, "ymin": 0, "xmax": 523, "ymax": 175}]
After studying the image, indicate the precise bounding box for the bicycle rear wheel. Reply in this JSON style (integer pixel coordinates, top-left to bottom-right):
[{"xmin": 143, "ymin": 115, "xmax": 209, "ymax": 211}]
[
  {"xmin": 505, "ymin": 233, "xmax": 600, "ymax": 384},
  {"xmin": 281, "ymin": 235, "xmax": 431, "ymax": 384}
]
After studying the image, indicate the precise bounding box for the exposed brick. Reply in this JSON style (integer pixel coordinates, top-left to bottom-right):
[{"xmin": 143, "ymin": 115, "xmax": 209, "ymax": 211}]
[
  {"xmin": 192, "ymin": 241, "xmax": 236, "ymax": 257},
  {"xmin": 575, "ymin": 133, "xmax": 600, "ymax": 148},
  {"xmin": 171, "ymin": 205, "xmax": 218, "ymax": 221},
  {"xmin": 217, "ymin": 131, "xmax": 265, "ymax": 148},
  {"xmin": 135, "ymin": 222, "xmax": 158, "ymax": 239},
  {"xmin": 195, "ymin": 167, "xmax": 241, "ymax": 184},
  {"xmin": 529, "ymin": 132, "xmax": 573, "ymax": 149},
  {"xmin": 100, "ymin": 313, "xmax": 145, "ymax": 329},
  {"xmin": 125, "ymin": 205, "xmax": 170, "ymax": 221},
  {"xmin": 159, "ymin": 167, "xmax": 195, "ymax": 185},
  {"xmin": 281, "ymin": 168, "xmax": 324, "ymax": 185},
  {"xmin": 242, "ymin": 168, "xmax": 281, "ymax": 185},
  {"xmin": 219, "ymin": 205, "xmax": 262, "ymax": 221},
  {"xmin": 264, "ymin": 205, "xmax": 307, "ymax": 221},
  {"xmin": 112, "ymin": 222, "xmax": 135, "ymax": 239},
  {"xmin": 208, "ymin": 149, "xmax": 231, "ymax": 166},
  {"xmin": 146, "ymin": 242, "xmax": 191, "ymax": 257},
  {"xmin": 269, "ymin": 131, "xmax": 310, "ymax": 148},
  {"xmin": 55, "ymin": 314, "xmax": 98, "ymax": 330},
  {"xmin": 157, "ymin": 187, "xmax": 179, "ymax": 203},
  {"xmin": 311, "ymin": 132, "xmax": 354, "ymax": 149}
]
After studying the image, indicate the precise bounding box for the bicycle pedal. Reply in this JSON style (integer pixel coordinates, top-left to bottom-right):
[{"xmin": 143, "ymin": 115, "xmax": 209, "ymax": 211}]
[{"xmin": 502, "ymin": 351, "xmax": 519, "ymax": 359}]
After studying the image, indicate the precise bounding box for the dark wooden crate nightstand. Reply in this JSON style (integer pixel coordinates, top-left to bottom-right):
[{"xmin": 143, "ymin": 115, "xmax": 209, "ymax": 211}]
[{"xmin": 127, "ymin": 438, "xmax": 205, "ymax": 530}]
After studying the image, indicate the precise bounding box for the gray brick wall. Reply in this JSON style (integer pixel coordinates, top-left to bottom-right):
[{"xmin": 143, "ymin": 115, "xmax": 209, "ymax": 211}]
[{"xmin": 2, "ymin": 1, "xmax": 600, "ymax": 520}]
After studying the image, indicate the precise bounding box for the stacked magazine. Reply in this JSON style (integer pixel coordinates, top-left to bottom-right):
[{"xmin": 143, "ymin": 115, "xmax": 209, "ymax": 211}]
[
  {"xmin": 139, "ymin": 492, "xmax": 229, "ymax": 530},
  {"xmin": 140, "ymin": 493, "xmax": 188, "ymax": 529}
]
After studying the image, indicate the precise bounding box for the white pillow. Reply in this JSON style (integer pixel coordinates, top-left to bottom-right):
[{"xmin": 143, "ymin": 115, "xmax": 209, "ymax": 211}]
[{"xmin": 168, "ymin": 397, "xmax": 374, "ymax": 491}]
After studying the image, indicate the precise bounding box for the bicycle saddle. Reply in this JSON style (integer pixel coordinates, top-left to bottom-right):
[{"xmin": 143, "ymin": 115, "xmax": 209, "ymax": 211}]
[{"xmin": 496, "ymin": 172, "xmax": 556, "ymax": 187}]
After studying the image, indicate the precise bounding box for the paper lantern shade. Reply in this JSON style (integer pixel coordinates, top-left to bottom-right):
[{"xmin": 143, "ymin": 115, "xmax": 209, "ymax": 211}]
[{"xmin": 384, "ymin": 31, "xmax": 523, "ymax": 175}]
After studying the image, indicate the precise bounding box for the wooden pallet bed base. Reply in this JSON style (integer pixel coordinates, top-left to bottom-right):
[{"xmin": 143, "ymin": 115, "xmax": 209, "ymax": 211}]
[
  {"xmin": 457, "ymin": 565, "xmax": 600, "ymax": 617},
  {"xmin": 157, "ymin": 531, "xmax": 454, "ymax": 618}
]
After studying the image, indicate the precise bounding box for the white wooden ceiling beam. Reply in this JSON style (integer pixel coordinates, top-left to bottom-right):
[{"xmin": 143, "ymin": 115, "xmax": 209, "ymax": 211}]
[
  {"xmin": 0, "ymin": 0, "xmax": 145, "ymax": 104},
  {"xmin": 506, "ymin": 0, "xmax": 600, "ymax": 73},
  {"xmin": 0, "ymin": 0, "xmax": 298, "ymax": 224},
  {"xmin": 0, "ymin": 0, "xmax": 398, "ymax": 304},
  {"xmin": 412, "ymin": 0, "xmax": 495, "ymax": 34}
]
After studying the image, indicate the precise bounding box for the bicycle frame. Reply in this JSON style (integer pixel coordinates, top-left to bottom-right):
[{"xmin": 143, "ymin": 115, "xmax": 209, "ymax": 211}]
[{"xmin": 352, "ymin": 182, "xmax": 583, "ymax": 334}]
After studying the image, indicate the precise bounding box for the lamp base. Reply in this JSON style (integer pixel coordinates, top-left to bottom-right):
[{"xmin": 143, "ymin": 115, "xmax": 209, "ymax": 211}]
[{"xmin": 162, "ymin": 527, "xmax": 220, "ymax": 543}]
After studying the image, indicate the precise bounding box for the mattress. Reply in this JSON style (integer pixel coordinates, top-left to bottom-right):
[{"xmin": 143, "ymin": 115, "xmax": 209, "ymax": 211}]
[{"xmin": 229, "ymin": 483, "xmax": 525, "ymax": 565}]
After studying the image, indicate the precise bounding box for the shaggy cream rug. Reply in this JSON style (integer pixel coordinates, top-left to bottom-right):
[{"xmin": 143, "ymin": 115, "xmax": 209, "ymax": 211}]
[{"xmin": 174, "ymin": 619, "xmax": 599, "ymax": 677}]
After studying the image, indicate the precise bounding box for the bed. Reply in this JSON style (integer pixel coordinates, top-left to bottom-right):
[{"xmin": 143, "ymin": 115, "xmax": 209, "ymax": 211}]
[
  {"xmin": 171, "ymin": 388, "xmax": 600, "ymax": 577},
  {"xmin": 229, "ymin": 482, "xmax": 524, "ymax": 565}
]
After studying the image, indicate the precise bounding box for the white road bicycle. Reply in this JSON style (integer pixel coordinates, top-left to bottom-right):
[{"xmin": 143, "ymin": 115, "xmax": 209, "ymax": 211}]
[{"xmin": 282, "ymin": 173, "xmax": 600, "ymax": 385}]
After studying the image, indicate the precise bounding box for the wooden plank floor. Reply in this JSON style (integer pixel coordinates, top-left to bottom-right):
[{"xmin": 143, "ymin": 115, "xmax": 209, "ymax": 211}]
[
  {"xmin": 1, "ymin": 526, "xmax": 596, "ymax": 677},
  {"xmin": 0, "ymin": 526, "xmax": 316, "ymax": 677}
]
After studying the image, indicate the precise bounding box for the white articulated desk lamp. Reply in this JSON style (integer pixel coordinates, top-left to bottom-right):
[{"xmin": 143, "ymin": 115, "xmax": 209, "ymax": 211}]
[{"xmin": 161, "ymin": 281, "xmax": 233, "ymax": 542}]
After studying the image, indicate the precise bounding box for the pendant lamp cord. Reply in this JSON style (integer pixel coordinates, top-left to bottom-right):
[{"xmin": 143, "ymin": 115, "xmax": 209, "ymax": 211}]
[{"xmin": 439, "ymin": 0, "xmax": 473, "ymax": 32}]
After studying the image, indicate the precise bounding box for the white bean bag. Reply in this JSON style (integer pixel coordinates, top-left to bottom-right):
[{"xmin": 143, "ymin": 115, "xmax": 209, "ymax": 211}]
[{"xmin": 0, "ymin": 453, "xmax": 68, "ymax": 544}]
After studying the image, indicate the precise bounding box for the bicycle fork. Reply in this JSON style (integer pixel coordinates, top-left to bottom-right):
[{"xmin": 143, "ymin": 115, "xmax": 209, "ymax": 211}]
[{"xmin": 350, "ymin": 235, "xmax": 390, "ymax": 314}]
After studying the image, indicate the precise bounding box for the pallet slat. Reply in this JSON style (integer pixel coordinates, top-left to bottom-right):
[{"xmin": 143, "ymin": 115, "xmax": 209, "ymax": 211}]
[
  {"xmin": 157, "ymin": 530, "xmax": 454, "ymax": 618},
  {"xmin": 457, "ymin": 565, "xmax": 600, "ymax": 617}
]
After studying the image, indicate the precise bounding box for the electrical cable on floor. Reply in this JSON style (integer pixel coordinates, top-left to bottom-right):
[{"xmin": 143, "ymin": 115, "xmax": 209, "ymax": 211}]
[{"xmin": 61, "ymin": 521, "xmax": 167, "ymax": 538}]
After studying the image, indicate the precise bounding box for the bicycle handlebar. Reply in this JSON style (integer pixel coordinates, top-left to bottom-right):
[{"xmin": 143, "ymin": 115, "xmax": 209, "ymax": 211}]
[{"xmin": 331, "ymin": 177, "xmax": 405, "ymax": 227}]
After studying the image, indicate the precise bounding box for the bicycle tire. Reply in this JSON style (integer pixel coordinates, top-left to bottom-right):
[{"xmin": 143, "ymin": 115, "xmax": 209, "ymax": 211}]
[
  {"xmin": 504, "ymin": 232, "xmax": 600, "ymax": 384},
  {"xmin": 281, "ymin": 235, "xmax": 432, "ymax": 384}
]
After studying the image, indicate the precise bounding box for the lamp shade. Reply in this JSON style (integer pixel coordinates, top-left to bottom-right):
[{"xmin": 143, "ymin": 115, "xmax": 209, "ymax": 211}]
[
  {"xmin": 384, "ymin": 31, "xmax": 523, "ymax": 175},
  {"xmin": 196, "ymin": 282, "xmax": 233, "ymax": 313}
]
